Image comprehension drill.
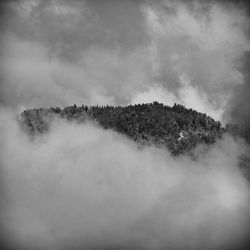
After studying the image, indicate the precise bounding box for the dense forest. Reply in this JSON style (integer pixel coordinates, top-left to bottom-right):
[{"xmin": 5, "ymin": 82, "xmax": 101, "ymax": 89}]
[
  {"xmin": 20, "ymin": 102, "xmax": 229, "ymax": 154},
  {"xmin": 19, "ymin": 102, "xmax": 250, "ymax": 179}
]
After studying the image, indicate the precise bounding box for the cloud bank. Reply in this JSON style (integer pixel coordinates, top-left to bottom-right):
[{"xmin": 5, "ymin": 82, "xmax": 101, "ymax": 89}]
[{"xmin": 0, "ymin": 109, "xmax": 250, "ymax": 249}]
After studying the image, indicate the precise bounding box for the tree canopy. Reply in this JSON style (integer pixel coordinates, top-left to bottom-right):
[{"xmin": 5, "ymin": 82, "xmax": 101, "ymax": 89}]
[{"xmin": 20, "ymin": 102, "xmax": 227, "ymax": 155}]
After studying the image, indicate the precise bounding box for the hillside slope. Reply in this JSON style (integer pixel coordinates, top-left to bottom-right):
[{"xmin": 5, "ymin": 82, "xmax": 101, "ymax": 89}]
[{"xmin": 20, "ymin": 102, "xmax": 226, "ymax": 155}]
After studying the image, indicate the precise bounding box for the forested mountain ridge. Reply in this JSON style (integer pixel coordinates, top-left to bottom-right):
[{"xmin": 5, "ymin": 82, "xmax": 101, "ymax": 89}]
[{"xmin": 20, "ymin": 102, "xmax": 227, "ymax": 155}]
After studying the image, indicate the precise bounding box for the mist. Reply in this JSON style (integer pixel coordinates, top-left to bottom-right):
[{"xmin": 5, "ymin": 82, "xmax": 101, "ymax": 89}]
[
  {"xmin": 226, "ymin": 52, "xmax": 250, "ymax": 140},
  {"xmin": 1, "ymin": 0, "xmax": 250, "ymax": 249},
  {"xmin": 0, "ymin": 0, "xmax": 250, "ymax": 121},
  {"xmin": 0, "ymin": 108, "xmax": 249, "ymax": 249}
]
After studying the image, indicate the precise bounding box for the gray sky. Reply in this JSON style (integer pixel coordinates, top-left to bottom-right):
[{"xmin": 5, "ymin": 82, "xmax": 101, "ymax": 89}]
[
  {"xmin": 1, "ymin": 2, "xmax": 250, "ymax": 249},
  {"xmin": 0, "ymin": 0, "xmax": 250, "ymax": 121}
]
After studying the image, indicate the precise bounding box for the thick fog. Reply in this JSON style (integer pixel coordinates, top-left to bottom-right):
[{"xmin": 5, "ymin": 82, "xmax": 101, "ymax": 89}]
[
  {"xmin": 1, "ymin": 0, "xmax": 250, "ymax": 249},
  {"xmin": 0, "ymin": 109, "xmax": 249, "ymax": 249}
]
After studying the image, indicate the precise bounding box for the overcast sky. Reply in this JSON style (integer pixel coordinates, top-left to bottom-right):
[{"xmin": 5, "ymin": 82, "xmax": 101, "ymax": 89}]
[
  {"xmin": 0, "ymin": 0, "xmax": 250, "ymax": 121},
  {"xmin": 1, "ymin": 2, "xmax": 250, "ymax": 249}
]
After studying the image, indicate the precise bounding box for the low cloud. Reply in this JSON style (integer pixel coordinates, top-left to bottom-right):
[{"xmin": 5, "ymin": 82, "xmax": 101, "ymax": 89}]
[
  {"xmin": 1, "ymin": 1, "xmax": 250, "ymax": 249},
  {"xmin": 0, "ymin": 0, "xmax": 250, "ymax": 121},
  {"xmin": 0, "ymin": 108, "xmax": 249, "ymax": 249},
  {"xmin": 131, "ymin": 74, "xmax": 224, "ymax": 121}
]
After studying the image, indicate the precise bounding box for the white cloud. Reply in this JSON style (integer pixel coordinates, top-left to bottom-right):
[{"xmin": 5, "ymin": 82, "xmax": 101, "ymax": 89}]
[
  {"xmin": 131, "ymin": 84, "xmax": 179, "ymax": 106},
  {"xmin": 178, "ymin": 73, "xmax": 224, "ymax": 120},
  {"xmin": 141, "ymin": 1, "xmax": 250, "ymax": 121},
  {"xmin": 1, "ymin": 0, "xmax": 250, "ymax": 121},
  {"xmin": 0, "ymin": 109, "xmax": 249, "ymax": 249},
  {"xmin": 131, "ymin": 75, "xmax": 224, "ymax": 121}
]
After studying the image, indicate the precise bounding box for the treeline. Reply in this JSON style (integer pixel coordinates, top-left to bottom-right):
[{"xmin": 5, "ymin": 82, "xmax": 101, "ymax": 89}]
[{"xmin": 20, "ymin": 102, "xmax": 228, "ymax": 155}]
